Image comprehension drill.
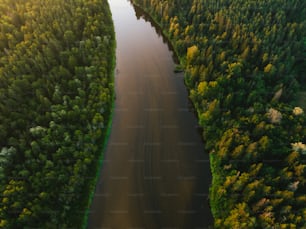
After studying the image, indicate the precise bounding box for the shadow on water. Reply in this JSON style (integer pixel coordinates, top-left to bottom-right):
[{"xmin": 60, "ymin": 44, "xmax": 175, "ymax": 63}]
[
  {"xmin": 132, "ymin": 2, "xmax": 207, "ymax": 141},
  {"xmin": 132, "ymin": 2, "xmax": 180, "ymax": 64}
]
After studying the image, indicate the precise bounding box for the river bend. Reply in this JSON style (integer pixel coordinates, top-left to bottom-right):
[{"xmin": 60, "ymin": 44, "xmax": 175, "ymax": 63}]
[{"xmin": 88, "ymin": 0, "xmax": 213, "ymax": 228}]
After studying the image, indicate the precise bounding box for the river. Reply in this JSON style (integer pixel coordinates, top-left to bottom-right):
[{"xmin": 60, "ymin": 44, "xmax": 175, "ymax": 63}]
[{"xmin": 87, "ymin": 0, "xmax": 213, "ymax": 228}]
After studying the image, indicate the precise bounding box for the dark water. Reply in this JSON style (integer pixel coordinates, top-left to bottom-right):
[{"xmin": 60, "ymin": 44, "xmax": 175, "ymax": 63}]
[{"xmin": 87, "ymin": 0, "xmax": 213, "ymax": 228}]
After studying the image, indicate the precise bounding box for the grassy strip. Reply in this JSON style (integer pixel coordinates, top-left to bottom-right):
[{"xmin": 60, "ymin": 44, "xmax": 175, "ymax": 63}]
[{"xmin": 81, "ymin": 35, "xmax": 116, "ymax": 229}]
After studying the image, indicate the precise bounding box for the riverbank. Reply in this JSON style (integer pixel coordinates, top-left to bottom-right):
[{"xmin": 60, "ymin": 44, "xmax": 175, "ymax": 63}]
[
  {"xmin": 131, "ymin": 3, "xmax": 184, "ymax": 67},
  {"xmin": 130, "ymin": 0, "xmax": 306, "ymax": 228},
  {"xmin": 82, "ymin": 31, "xmax": 116, "ymax": 229},
  {"xmin": 0, "ymin": 1, "xmax": 116, "ymax": 228}
]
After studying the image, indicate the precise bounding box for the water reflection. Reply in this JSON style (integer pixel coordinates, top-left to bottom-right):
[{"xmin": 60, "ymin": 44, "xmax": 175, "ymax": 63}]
[
  {"xmin": 132, "ymin": 2, "xmax": 180, "ymax": 64},
  {"xmin": 88, "ymin": 0, "xmax": 213, "ymax": 228}
]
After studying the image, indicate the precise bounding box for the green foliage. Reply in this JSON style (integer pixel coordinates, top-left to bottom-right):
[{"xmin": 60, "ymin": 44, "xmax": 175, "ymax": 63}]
[
  {"xmin": 132, "ymin": 0, "xmax": 306, "ymax": 227},
  {"xmin": 0, "ymin": 0, "xmax": 115, "ymax": 228}
]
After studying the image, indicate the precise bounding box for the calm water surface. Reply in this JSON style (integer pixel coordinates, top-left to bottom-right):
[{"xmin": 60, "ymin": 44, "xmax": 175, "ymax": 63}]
[{"xmin": 88, "ymin": 0, "xmax": 213, "ymax": 228}]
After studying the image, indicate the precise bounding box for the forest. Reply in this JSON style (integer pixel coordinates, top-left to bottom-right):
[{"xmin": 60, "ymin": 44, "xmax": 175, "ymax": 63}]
[
  {"xmin": 0, "ymin": 0, "xmax": 115, "ymax": 228},
  {"xmin": 132, "ymin": 0, "xmax": 306, "ymax": 228}
]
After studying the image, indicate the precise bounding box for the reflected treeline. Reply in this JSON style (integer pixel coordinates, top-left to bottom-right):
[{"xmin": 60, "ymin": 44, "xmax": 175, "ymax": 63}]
[{"xmin": 131, "ymin": 2, "xmax": 180, "ymax": 64}]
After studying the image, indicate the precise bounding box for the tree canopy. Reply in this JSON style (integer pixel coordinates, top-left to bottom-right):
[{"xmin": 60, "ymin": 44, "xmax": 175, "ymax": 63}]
[{"xmin": 0, "ymin": 0, "xmax": 115, "ymax": 228}]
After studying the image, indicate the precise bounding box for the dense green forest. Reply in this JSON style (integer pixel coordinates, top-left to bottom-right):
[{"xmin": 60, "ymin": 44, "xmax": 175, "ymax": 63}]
[
  {"xmin": 132, "ymin": 0, "xmax": 306, "ymax": 227},
  {"xmin": 0, "ymin": 0, "xmax": 115, "ymax": 228}
]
